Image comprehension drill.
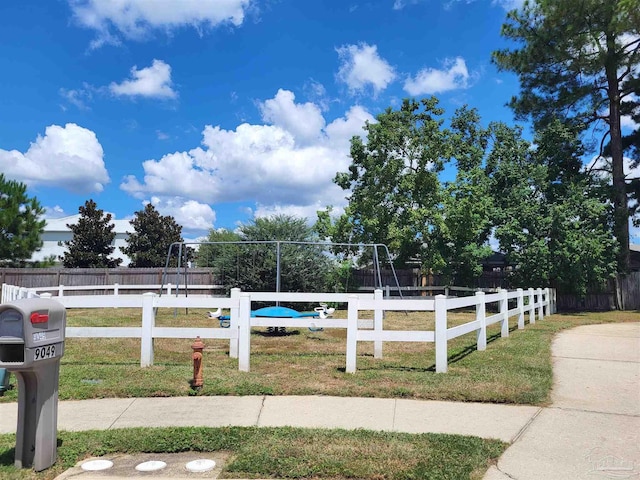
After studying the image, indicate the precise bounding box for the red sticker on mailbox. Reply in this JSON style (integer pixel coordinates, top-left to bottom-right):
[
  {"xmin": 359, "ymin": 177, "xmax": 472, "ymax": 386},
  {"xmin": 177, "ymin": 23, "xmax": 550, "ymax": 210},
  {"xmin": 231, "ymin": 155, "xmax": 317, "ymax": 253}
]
[{"xmin": 30, "ymin": 311, "xmax": 49, "ymax": 324}]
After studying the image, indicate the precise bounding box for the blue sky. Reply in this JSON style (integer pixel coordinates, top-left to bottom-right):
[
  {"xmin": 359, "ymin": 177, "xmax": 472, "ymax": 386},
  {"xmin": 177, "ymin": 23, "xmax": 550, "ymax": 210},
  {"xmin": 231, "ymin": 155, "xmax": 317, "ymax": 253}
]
[{"xmin": 2, "ymin": 0, "xmax": 635, "ymax": 243}]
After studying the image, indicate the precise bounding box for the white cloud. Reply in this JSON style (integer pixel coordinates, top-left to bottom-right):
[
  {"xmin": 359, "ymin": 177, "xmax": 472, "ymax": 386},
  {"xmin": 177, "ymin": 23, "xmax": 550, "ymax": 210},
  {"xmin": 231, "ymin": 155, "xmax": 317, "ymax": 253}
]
[
  {"xmin": 121, "ymin": 89, "xmax": 375, "ymax": 220},
  {"xmin": 0, "ymin": 123, "xmax": 109, "ymax": 193},
  {"xmin": 69, "ymin": 0, "xmax": 253, "ymax": 48},
  {"xmin": 336, "ymin": 43, "xmax": 396, "ymax": 96},
  {"xmin": 110, "ymin": 60, "xmax": 177, "ymax": 99},
  {"xmin": 621, "ymin": 114, "xmax": 638, "ymax": 131},
  {"xmin": 491, "ymin": 0, "xmax": 525, "ymax": 10},
  {"xmin": 59, "ymin": 84, "xmax": 93, "ymax": 110},
  {"xmin": 253, "ymin": 202, "xmax": 339, "ymax": 223},
  {"xmin": 260, "ymin": 89, "xmax": 326, "ymax": 145},
  {"xmin": 324, "ymin": 105, "xmax": 372, "ymax": 151},
  {"xmin": 43, "ymin": 205, "xmax": 68, "ymax": 219},
  {"xmin": 404, "ymin": 57, "xmax": 474, "ymax": 95},
  {"xmin": 303, "ymin": 79, "xmax": 330, "ymax": 111},
  {"xmin": 393, "ymin": 0, "xmax": 422, "ymax": 9},
  {"xmin": 148, "ymin": 197, "xmax": 216, "ymax": 232}
]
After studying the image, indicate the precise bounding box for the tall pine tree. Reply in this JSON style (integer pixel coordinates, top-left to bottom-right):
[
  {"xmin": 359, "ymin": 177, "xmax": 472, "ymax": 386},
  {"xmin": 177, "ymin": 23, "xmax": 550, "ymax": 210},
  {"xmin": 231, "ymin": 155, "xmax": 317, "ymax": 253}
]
[
  {"xmin": 492, "ymin": 0, "xmax": 640, "ymax": 272},
  {"xmin": 0, "ymin": 174, "xmax": 45, "ymax": 266}
]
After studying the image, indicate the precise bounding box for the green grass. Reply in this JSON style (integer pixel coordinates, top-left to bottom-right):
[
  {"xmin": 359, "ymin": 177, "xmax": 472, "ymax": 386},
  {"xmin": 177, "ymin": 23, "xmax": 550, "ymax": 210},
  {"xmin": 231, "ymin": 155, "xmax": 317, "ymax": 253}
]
[
  {"xmin": 0, "ymin": 309, "xmax": 637, "ymax": 405},
  {"xmin": 0, "ymin": 308, "xmax": 636, "ymax": 479},
  {"xmin": 0, "ymin": 426, "xmax": 506, "ymax": 480}
]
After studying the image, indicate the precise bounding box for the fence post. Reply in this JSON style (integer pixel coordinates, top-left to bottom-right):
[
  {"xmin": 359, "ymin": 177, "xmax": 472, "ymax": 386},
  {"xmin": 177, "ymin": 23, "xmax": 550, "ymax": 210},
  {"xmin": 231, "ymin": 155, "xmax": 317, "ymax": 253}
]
[
  {"xmin": 229, "ymin": 288, "xmax": 241, "ymax": 359},
  {"xmin": 528, "ymin": 288, "xmax": 535, "ymax": 324},
  {"xmin": 385, "ymin": 285, "xmax": 390, "ymax": 298},
  {"xmin": 373, "ymin": 289, "xmax": 383, "ymax": 359},
  {"xmin": 58, "ymin": 284, "xmax": 64, "ymax": 297},
  {"xmin": 544, "ymin": 288, "xmax": 551, "ymax": 316},
  {"xmin": 475, "ymin": 291, "xmax": 487, "ymax": 351},
  {"xmin": 435, "ymin": 294, "xmax": 448, "ymax": 373},
  {"xmin": 537, "ymin": 288, "xmax": 544, "ymax": 321},
  {"xmin": 238, "ymin": 293, "xmax": 251, "ymax": 372},
  {"xmin": 499, "ymin": 288, "xmax": 509, "ymax": 337},
  {"xmin": 517, "ymin": 288, "xmax": 524, "ymax": 329},
  {"xmin": 346, "ymin": 295, "xmax": 359, "ymax": 373},
  {"xmin": 167, "ymin": 283, "xmax": 172, "ymax": 296},
  {"xmin": 114, "ymin": 283, "xmax": 119, "ymax": 296},
  {"xmin": 140, "ymin": 293, "xmax": 156, "ymax": 367}
]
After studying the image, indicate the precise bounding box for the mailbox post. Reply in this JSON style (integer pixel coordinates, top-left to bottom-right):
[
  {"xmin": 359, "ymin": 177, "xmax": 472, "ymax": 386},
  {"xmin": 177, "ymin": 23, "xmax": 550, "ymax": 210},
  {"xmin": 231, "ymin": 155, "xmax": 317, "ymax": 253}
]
[{"xmin": 0, "ymin": 298, "xmax": 66, "ymax": 472}]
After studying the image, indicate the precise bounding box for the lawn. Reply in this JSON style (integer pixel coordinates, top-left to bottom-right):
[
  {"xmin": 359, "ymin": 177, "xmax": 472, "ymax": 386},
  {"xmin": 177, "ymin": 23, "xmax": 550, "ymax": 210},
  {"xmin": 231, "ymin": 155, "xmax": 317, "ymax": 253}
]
[
  {"xmin": 0, "ymin": 427, "xmax": 507, "ymax": 480},
  {"xmin": 0, "ymin": 307, "xmax": 637, "ymax": 479},
  {"xmin": 1, "ymin": 307, "xmax": 637, "ymax": 405}
]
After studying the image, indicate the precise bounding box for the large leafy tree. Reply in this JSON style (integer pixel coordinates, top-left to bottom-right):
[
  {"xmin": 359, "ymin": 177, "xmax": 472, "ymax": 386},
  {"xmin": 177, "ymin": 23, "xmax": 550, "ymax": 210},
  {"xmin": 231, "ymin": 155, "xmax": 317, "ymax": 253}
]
[
  {"xmin": 0, "ymin": 174, "xmax": 45, "ymax": 266},
  {"xmin": 200, "ymin": 215, "xmax": 332, "ymax": 293},
  {"xmin": 121, "ymin": 203, "xmax": 185, "ymax": 267},
  {"xmin": 435, "ymin": 107, "xmax": 494, "ymax": 285},
  {"xmin": 333, "ymin": 97, "xmax": 451, "ymax": 268},
  {"xmin": 239, "ymin": 215, "xmax": 332, "ymax": 292},
  {"xmin": 492, "ymin": 0, "xmax": 640, "ymax": 272},
  {"xmin": 488, "ymin": 121, "xmax": 617, "ymax": 295},
  {"xmin": 61, "ymin": 199, "xmax": 122, "ymax": 268},
  {"xmin": 196, "ymin": 228, "xmax": 242, "ymax": 284}
]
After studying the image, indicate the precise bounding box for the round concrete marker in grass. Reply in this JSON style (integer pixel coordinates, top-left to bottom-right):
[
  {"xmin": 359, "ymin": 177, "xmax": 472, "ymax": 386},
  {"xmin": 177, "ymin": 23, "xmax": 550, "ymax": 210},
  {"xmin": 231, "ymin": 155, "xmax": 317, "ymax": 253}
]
[
  {"xmin": 135, "ymin": 460, "xmax": 167, "ymax": 472},
  {"xmin": 81, "ymin": 459, "xmax": 113, "ymax": 471},
  {"xmin": 185, "ymin": 459, "xmax": 216, "ymax": 473}
]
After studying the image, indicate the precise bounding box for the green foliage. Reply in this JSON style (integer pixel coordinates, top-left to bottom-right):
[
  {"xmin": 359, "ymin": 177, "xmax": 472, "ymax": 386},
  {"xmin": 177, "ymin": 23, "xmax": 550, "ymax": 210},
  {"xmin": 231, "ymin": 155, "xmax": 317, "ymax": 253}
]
[
  {"xmin": 61, "ymin": 199, "xmax": 122, "ymax": 268},
  {"xmin": 436, "ymin": 107, "xmax": 494, "ymax": 284},
  {"xmin": 121, "ymin": 203, "xmax": 185, "ymax": 267},
  {"xmin": 333, "ymin": 97, "xmax": 451, "ymax": 267},
  {"xmin": 489, "ymin": 121, "xmax": 617, "ymax": 295},
  {"xmin": 0, "ymin": 427, "xmax": 505, "ymax": 480},
  {"xmin": 328, "ymin": 94, "xmax": 617, "ymax": 295},
  {"xmin": 492, "ymin": 0, "xmax": 640, "ymax": 272},
  {"xmin": 199, "ymin": 215, "xmax": 332, "ymax": 293},
  {"xmin": 0, "ymin": 174, "xmax": 45, "ymax": 266},
  {"xmin": 196, "ymin": 228, "xmax": 241, "ymax": 278}
]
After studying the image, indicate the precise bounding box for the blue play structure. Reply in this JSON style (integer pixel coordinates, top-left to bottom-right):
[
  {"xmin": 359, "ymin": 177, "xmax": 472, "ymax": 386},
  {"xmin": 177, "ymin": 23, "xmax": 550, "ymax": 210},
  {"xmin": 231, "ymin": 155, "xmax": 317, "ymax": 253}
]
[
  {"xmin": 0, "ymin": 368, "xmax": 10, "ymax": 396},
  {"xmin": 208, "ymin": 305, "xmax": 334, "ymax": 331}
]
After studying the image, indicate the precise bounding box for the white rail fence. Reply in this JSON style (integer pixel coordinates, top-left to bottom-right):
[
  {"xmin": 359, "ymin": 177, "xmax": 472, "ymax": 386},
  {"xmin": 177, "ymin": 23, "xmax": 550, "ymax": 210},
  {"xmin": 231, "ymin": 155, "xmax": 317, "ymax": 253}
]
[
  {"xmin": 5, "ymin": 283, "xmax": 221, "ymax": 297},
  {"xmin": 1, "ymin": 283, "xmax": 554, "ymax": 373}
]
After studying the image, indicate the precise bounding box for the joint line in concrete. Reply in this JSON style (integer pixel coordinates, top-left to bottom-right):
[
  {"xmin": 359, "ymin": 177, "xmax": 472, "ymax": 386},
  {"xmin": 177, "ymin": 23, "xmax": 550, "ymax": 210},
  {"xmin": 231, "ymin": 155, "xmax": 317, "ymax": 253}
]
[
  {"xmin": 510, "ymin": 407, "xmax": 544, "ymax": 443},
  {"xmin": 107, "ymin": 399, "xmax": 137, "ymax": 430}
]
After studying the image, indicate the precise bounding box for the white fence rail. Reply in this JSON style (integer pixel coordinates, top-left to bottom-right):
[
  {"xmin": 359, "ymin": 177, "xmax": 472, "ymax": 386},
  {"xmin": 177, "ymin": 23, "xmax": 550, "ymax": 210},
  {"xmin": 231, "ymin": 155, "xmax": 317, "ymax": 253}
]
[
  {"xmin": 13, "ymin": 283, "xmax": 221, "ymax": 297},
  {"xmin": 1, "ymin": 283, "xmax": 554, "ymax": 373}
]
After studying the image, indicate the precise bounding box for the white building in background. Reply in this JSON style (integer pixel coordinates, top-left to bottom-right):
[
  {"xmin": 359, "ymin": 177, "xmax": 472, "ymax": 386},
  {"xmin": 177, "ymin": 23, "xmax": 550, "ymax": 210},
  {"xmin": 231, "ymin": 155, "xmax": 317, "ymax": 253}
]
[{"xmin": 31, "ymin": 215, "xmax": 131, "ymax": 266}]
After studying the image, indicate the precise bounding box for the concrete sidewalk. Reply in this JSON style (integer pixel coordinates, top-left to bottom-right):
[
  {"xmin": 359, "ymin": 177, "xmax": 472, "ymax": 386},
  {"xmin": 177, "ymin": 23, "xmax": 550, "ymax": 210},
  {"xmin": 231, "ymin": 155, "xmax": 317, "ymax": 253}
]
[
  {"xmin": 484, "ymin": 322, "xmax": 640, "ymax": 480},
  {"xmin": 0, "ymin": 395, "xmax": 540, "ymax": 443},
  {"xmin": 0, "ymin": 322, "xmax": 638, "ymax": 479}
]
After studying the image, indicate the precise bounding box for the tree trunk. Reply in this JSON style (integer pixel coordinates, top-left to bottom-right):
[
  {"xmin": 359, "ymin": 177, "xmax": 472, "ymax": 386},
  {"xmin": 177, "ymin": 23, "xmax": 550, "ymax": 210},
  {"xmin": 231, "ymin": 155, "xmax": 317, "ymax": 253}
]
[{"xmin": 606, "ymin": 36, "xmax": 630, "ymax": 273}]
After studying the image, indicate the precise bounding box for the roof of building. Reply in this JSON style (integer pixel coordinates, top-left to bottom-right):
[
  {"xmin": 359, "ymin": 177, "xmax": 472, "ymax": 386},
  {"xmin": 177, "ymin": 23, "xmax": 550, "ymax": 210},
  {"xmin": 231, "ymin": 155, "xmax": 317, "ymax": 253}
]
[{"xmin": 44, "ymin": 215, "xmax": 131, "ymax": 233}]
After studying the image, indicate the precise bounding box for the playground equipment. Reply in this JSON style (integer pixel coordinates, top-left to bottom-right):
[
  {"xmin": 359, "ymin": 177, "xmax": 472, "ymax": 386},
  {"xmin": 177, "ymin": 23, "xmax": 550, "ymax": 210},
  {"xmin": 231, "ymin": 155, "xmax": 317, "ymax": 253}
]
[
  {"xmin": 208, "ymin": 303, "xmax": 335, "ymax": 332},
  {"xmin": 160, "ymin": 240, "xmax": 404, "ymax": 299},
  {"xmin": 0, "ymin": 368, "xmax": 10, "ymax": 395}
]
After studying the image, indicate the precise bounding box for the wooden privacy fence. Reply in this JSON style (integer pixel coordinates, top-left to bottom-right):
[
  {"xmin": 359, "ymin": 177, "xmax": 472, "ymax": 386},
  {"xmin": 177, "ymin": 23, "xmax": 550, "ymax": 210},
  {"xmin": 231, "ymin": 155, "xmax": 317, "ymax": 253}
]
[{"xmin": 1, "ymin": 283, "xmax": 553, "ymax": 374}]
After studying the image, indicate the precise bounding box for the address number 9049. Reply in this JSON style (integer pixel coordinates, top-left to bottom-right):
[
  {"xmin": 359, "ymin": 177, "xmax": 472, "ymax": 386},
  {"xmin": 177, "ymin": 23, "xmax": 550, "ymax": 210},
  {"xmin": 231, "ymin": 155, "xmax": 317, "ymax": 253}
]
[{"xmin": 34, "ymin": 345, "xmax": 56, "ymax": 361}]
